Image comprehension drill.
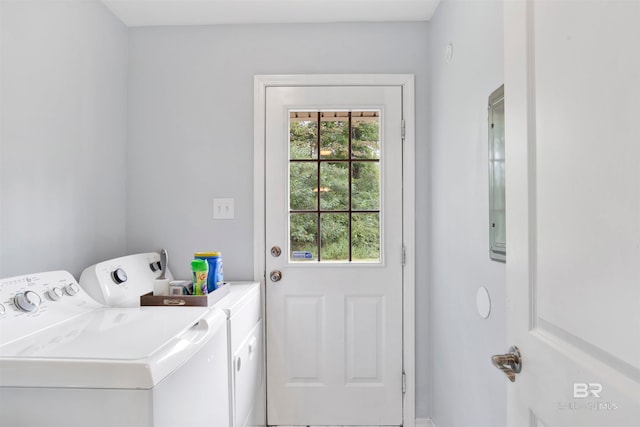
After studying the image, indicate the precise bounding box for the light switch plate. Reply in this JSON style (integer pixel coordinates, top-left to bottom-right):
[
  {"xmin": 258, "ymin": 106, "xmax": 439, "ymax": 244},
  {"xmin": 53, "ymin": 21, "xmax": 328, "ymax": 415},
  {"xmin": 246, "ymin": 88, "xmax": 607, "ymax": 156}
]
[{"xmin": 213, "ymin": 198, "xmax": 234, "ymax": 219}]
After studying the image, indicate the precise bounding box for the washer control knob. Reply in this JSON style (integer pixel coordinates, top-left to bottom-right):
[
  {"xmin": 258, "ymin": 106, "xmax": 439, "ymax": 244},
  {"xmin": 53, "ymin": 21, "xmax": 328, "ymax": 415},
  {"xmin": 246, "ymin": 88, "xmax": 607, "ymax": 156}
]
[
  {"xmin": 14, "ymin": 291, "xmax": 42, "ymax": 312},
  {"xmin": 111, "ymin": 268, "xmax": 128, "ymax": 285},
  {"xmin": 64, "ymin": 283, "xmax": 80, "ymax": 296},
  {"xmin": 0, "ymin": 303, "xmax": 5, "ymax": 315},
  {"xmin": 150, "ymin": 261, "xmax": 162, "ymax": 272},
  {"xmin": 48, "ymin": 287, "xmax": 64, "ymax": 301}
]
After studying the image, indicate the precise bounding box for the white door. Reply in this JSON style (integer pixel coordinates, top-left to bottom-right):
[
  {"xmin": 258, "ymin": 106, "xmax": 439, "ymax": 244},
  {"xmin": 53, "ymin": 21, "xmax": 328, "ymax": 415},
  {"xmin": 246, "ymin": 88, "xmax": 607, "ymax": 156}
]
[
  {"xmin": 264, "ymin": 85, "xmax": 404, "ymax": 426},
  {"xmin": 504, "ymin": 1, "xmax": 640, "ymax": 426}
]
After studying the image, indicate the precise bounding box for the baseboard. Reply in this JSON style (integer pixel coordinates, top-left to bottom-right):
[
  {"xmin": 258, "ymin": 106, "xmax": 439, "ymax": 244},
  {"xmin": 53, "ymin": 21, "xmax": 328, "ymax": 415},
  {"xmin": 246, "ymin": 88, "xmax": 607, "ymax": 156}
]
[
  {"xmin": 415, "ymin": 418, "xmax": 434, "ymax": 427},
  {"xmin": 269, "ymin": 422, "xmax": 434, "ymax": 427}
]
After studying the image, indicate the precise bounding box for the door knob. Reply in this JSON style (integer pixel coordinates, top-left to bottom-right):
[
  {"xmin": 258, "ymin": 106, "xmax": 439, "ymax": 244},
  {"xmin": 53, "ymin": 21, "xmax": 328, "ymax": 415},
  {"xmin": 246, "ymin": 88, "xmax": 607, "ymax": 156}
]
[
  {"xmin": 491, "ymin": 346, "xmax": 522, "ymax": 382},
  {"xmin": 270, "ymin": 270, "xmax": 282, "ymax": 282}
]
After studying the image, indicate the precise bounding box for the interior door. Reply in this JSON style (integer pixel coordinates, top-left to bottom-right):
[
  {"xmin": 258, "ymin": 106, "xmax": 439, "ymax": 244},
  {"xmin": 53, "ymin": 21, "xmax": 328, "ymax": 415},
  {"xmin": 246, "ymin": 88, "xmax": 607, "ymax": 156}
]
[
  {"xmin": 265, "ymin": 86, "xmax": 404, "ymax": 426},
  {"xmin": 504, "ymin": 1, "xmax": 640, "ymax": 425}
]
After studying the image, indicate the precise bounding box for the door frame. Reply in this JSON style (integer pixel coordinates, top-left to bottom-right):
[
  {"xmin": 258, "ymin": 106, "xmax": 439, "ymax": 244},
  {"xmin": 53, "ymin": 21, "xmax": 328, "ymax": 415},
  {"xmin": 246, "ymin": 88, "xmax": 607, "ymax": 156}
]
[{"xmin": 253, "ymin": 74, "xmax": 416, "ymax": 427}]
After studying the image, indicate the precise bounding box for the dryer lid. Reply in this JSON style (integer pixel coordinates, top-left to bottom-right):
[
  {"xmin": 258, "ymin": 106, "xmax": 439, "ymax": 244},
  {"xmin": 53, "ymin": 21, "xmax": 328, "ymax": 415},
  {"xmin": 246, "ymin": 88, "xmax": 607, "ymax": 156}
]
[{"xmin": 215, "ymin": 282, "xmax": 260, "ymax": 316}]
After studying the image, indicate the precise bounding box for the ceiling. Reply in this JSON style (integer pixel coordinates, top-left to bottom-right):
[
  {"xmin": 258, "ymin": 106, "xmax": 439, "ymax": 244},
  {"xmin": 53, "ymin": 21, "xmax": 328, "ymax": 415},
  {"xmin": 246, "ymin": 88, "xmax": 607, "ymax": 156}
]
[{"xmin": 101, "ymin": 0, "xmax": 441, "ymax": 27}]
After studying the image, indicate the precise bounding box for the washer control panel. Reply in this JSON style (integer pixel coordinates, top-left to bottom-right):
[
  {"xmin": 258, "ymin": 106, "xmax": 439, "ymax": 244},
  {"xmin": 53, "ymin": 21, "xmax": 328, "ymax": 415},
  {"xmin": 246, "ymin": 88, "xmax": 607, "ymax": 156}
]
[{"xmin": 0, "ymin": 271, "xmax": 103, "ymax": 346}]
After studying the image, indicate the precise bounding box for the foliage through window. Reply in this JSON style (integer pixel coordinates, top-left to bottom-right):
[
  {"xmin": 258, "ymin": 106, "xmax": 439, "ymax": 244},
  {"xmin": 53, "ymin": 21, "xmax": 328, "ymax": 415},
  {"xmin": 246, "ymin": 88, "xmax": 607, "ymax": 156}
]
[{"xmin": 289, "ymin": 111, "xmax": 381, "ymax": 262}]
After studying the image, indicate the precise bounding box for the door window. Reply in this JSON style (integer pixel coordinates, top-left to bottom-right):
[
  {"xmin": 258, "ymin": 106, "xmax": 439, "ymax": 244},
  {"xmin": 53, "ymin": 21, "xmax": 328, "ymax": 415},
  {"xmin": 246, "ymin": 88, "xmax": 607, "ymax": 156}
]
[{"xmin": 289, "ymin": 111, "xmax": 381, "ymax": 263}]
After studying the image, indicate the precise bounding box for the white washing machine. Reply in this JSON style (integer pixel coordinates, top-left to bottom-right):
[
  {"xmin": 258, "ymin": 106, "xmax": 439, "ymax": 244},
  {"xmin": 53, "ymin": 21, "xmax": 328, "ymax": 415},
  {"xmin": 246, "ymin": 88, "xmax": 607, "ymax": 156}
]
[
  {"xmin": 0, "ymin": 270, "xmax": 229, "ymax": 427},
  {"xmin": 79, "ymin": 252, "xmax": 265, "ymax": 427}
]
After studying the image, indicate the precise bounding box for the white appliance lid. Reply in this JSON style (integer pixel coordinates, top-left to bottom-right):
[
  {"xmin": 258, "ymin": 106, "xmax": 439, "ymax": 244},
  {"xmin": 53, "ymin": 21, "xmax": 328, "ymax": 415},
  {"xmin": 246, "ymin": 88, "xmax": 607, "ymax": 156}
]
[
  {"xmin": 0, "ymin": 307, "xmax": 207, "ymax": 360},
  {"xmin": 0, "ymin": 306, "xmax": 225, "ymax": 389},
  {"xmin": 215, "ymin": 282, "xmax": 260, "ymax": 316}
]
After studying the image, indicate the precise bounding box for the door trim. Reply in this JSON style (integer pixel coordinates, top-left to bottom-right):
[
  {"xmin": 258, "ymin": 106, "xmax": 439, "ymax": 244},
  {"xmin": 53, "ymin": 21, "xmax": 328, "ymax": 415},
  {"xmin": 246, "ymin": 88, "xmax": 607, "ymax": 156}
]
[{"xmin": 253, "ymin": 74, "xmax": 416, "ymax": 427}]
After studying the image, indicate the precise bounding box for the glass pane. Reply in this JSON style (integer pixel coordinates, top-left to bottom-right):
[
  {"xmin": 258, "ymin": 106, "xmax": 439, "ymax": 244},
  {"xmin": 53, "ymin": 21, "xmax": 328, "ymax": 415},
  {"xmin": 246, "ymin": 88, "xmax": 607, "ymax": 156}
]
[
  {"xmin": 290, "ymin": 116, "xmax": 318, "ymax": 160},
  {"xmin": 490, "ymin": 159, "xmax": 506, "ymax": 244},
  {"xmin": 320, "ymin": 213, "xmax": 349, "ymax": 261},
  {"xmin": 290, "ymin": 213, "xmax": 318, "ymax": 262},
  {"xmin": 320, "ymin": 162, "xmax": 349, "ymax": 211},
  {"xmin": 320, "ymin": 114, "xmax": 349, "ymax": 159},
  {"xmin": 490, "ymin": 100, "xmax": 505, "ymax": 162},
  {"xmin": 290, "ymin": 162, "xmax": 318, "ymax": 211},
  {"xmin": 352, "ymin": 213, "xmax": 380, "ymax": 262},
  {"xmin": 488, "ymin": 85, "xmax": 506, "ymax": 262},
  {"xmin": 352, "ymin": 162, "xmax": 380, "ymax": 210},
  {"xmin": 352, "ymin": 112, "xmax": 380, "ymax": 159}
]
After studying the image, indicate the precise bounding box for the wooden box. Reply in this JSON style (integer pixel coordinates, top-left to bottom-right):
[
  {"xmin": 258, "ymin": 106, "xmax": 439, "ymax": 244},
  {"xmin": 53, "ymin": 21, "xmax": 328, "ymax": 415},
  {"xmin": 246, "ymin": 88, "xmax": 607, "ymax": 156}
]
[{"xmin": 140, "ymin": 283, "xmax": 230, "ymax": 307}]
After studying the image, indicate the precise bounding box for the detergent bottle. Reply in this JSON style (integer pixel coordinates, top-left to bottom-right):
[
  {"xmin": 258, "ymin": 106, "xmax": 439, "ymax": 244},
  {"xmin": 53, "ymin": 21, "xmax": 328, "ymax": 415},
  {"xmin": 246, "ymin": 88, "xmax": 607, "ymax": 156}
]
[{"xmin": 191, "ymin": 259, "xmax": 209, "ymax": 295}]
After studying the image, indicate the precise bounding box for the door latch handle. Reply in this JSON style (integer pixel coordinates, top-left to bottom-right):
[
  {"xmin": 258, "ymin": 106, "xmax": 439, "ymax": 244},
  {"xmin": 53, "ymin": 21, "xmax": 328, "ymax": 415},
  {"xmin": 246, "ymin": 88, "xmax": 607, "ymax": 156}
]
[
  {"xmin": 270, "ymin": 270, "xmax": 282, "ymax": 282},
  {"xmin": 491, "ymin": 346, "xmax": 522, "ymax": 382}
]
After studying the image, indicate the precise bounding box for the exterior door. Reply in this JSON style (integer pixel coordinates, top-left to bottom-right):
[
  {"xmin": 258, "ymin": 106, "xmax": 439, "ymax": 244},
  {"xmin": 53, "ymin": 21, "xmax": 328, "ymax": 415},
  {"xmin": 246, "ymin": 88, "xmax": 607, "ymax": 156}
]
[
  {"xmin": 504, "ymin": 1, "xmax": 640, "ymax": 425},
  {"xmin": 265, "ymin": 85, "xmax": 404, "ymax": 426}
]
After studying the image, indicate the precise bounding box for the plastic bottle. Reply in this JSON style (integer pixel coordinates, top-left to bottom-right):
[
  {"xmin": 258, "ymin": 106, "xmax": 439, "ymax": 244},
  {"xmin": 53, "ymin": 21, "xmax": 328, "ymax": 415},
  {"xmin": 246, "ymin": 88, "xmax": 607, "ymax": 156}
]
[
  {"xmin": 194, "ymin": 252, "xmax": 224, "ymax": 293},
  {"xmin": 191, "ymin": 259, "xmax": 209, "ymax": 295}
]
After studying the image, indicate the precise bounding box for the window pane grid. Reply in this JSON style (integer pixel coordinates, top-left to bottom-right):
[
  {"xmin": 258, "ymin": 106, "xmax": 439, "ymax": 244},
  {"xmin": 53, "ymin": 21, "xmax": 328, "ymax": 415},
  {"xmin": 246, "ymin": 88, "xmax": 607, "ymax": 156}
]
[
  {"xmin": 290, "ymin": 210, "xmax": 380, "ymax": 214},
  {"xmin": 289, "ymin": 159, "xmax": 380, "ymax": 163},
  {"xmin": 347, "ymin": 112, "xmax": 353, "ymax": 262},
  {"xmin": 289, "ymin": 111, "xmax": 380, "ymax": 263}
]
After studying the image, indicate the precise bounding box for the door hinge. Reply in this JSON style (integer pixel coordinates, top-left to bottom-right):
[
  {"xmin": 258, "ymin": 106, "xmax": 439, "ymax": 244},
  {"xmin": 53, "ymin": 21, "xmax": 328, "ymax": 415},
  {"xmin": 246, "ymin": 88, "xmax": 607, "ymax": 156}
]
[
  {"xmin": 401, "ymin": 119, "xmax": 406, "ymax": 140},
  {"xmin": 402, "ymin": 371, "xmax": 407, "ymax": 394},
  {"xmin": 402, "ymin": 246, "xmax": 406, "ymax": 266}
]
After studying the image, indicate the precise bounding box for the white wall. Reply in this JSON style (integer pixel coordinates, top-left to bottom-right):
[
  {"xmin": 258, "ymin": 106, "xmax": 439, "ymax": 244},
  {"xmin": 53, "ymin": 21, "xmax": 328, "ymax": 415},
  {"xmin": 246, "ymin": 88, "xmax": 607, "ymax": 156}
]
[
  {"xmin": 127, "ymin": 21, "xmax": 432, "ymax": 417},
  {"xmin": 428, "ymin": 1, "xmax": 506, "ymax": 426},
  {"xmin": 1, "ymin": 10, "xmax": 433, "ymax": 418},
  {"xmin": 0, "ymin": 1, "xmax": 128, "ymax": 278}
]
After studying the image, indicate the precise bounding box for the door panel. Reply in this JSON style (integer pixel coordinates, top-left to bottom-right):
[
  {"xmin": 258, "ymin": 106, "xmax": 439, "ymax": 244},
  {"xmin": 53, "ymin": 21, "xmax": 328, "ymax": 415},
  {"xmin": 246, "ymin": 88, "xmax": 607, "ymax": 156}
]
[
  {"xmin": 265, "ymin": 86, "xmax": 403, "ymax": 426},
  {"xmin": 505, "ymin": 1, "xmax": 640, "ymax": 425},
  {"xmin": 284, "ymin": 295, "xmax": 324, "ymax": 383},
  {"xmin": 345, "ymin": 295, "xmax": 384, "ymax": 383}
]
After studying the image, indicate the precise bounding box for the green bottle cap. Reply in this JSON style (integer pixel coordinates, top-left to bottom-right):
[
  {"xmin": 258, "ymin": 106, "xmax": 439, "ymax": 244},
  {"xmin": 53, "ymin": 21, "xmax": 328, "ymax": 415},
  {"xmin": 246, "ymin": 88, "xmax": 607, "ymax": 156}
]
[{"xmin": 191, "ymin": 259, "xmax": 208, "ymax": 271}]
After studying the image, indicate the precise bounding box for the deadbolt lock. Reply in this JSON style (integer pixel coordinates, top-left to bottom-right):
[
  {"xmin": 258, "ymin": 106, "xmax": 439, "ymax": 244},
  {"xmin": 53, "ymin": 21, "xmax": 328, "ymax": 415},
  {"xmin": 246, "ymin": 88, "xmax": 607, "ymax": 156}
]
[{"xmin": 271, "ymin": 246, "xmax": 282, "ymax": 257}]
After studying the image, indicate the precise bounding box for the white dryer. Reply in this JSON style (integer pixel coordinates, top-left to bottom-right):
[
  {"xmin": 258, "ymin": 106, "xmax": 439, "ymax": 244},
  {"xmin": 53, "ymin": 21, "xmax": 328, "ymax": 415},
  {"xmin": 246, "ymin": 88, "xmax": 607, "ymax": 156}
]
[
  {"xmin": 0, "ymin": 270, "xmax": 229, "ymax": 427},
  {"xmin": 79, "ymin": 253, "xmax": 265, "ymax": 427},
  {"xmin": 215, "ymin": 282, "xmax": 263, "ymax": 427}
]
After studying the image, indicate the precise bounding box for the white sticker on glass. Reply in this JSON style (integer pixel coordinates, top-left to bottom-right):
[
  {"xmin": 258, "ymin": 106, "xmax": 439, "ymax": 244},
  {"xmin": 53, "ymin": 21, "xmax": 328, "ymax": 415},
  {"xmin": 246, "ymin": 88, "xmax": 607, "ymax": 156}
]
[{"xmin": 292, "ymin": 251, "xmax": 314, "ymax": 259}]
